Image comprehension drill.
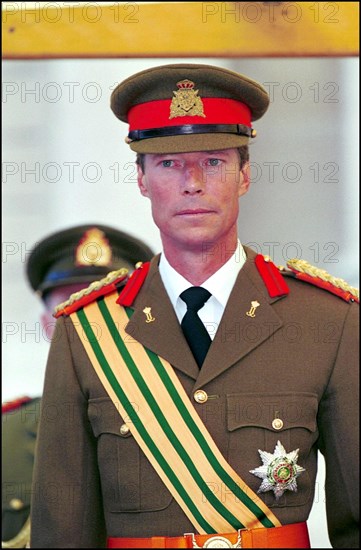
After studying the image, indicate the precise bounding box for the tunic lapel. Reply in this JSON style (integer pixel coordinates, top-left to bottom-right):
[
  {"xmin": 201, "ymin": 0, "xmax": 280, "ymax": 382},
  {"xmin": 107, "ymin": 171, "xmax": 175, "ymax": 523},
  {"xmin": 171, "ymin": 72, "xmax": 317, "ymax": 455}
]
[
  {"xmin": 196, "ymin": 255, "xmax": 285, "ymax": 387},
  {"xmin": 123, "ymin": 250, "xmax": 286, "ymax": 385},
  {"xmin": 124, "ymin": 257, "xmax": 199, "ymax": 380}
]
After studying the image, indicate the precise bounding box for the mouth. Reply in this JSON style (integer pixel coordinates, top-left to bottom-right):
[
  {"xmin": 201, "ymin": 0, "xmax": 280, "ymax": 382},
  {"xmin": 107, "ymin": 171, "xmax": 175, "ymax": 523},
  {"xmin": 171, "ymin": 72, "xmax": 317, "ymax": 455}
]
[{"xmin": 176, "ymin": 209, "xmax": 215, "ymax": 216}]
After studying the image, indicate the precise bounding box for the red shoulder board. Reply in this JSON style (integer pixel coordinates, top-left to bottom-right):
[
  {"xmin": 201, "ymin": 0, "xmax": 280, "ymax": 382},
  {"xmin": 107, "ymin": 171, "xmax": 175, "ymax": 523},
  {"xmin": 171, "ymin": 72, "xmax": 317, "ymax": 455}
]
[
  {"xmin": 54, "ymin": 268, "xmax": 129, "ymax": 318},
  {"xmin": 116, "ymin": 261, "xmax": 150, "ymax": 306},
  {"xmin": 286, "ymin": 258, "xmax": 359, "ymax": 304},
  {"xmin": 255, "ymin": 254, "xmax": 289, "ymax": 297},
  {"xmin": 2, "ymin": 396, "xmax": 32, "ymax": 414}
]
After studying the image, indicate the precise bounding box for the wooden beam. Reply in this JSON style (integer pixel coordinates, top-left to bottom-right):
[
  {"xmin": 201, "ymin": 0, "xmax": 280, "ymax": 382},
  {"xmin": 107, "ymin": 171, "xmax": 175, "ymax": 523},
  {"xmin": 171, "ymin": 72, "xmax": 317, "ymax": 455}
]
[{"xmin": 2, "ymin": 2, "xmax": 359, "ymax": 59}]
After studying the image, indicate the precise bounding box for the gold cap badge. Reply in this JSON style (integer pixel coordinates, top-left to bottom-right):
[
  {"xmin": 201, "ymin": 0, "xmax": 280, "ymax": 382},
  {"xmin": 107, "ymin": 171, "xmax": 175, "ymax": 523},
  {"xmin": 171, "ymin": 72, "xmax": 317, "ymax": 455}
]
[
  {"xmin": 75, "ymin": 228, "xmax": 112, "ymax": 267},
  {"xmin": 169, "ymin": 79, "xmax": 206, "ymax": 119}
]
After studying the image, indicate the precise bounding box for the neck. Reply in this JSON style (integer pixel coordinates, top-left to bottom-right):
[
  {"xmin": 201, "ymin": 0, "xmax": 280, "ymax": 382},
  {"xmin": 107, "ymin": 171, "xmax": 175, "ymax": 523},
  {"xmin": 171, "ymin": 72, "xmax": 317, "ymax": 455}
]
[{"xmin": 162, "ymin": 236, "xmax": 239, "ymax": 285}]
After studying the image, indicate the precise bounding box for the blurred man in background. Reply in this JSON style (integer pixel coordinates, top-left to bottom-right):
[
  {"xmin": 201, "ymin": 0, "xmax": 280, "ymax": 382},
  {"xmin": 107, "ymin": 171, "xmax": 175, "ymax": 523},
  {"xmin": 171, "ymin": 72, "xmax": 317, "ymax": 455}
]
[{"xmin": 2, "ymin": 224, "xmax": 153, "ymax": 548}]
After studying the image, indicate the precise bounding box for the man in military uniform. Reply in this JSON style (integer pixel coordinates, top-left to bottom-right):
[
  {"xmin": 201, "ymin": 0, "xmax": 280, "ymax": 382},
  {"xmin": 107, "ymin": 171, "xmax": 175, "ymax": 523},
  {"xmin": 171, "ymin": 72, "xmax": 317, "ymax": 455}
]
[
  {"xmin": 30, "ymin": 65, "xmax": 359, "ymax": 548},
  {"xmin": 2, "ymin": 224, "xmax": 154, "ymax": 548}
]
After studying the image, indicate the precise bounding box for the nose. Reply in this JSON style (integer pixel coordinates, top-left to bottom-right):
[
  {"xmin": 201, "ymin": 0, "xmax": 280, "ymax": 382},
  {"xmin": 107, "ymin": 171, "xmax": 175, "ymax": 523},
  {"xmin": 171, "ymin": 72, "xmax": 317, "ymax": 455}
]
[{"xmin": 183, "ymin": 165, "xmax": 204, "ymax": 195}]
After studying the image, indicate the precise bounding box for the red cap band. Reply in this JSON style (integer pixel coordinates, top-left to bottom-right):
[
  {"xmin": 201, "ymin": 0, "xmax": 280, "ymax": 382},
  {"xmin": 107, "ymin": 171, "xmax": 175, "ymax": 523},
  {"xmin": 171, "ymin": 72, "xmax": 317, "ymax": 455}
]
[{"xmin": 128, "ymin": 98, "xmax": 251, "ymax": 131}]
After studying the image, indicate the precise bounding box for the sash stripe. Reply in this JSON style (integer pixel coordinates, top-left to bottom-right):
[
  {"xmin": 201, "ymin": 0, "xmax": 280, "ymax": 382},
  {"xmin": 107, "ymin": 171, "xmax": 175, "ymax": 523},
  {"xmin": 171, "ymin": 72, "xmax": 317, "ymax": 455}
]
[
  {"xmin": 76, "ymin": 307, "xmax": 215, "ymax": 533},
  {"xmin": 71, "ymin": 292, "xmax": 281, "ymax": 534},
  {"xmin": 122, "ymin": 306, "xmax": 276, "ymax": 529},
  {"xmin": 137, "ymin": 321, "xmax": 275, "ymax": 527},
  {"xmin": 98, "ymin": 300, "xmax": 244, "ymax": 530}
]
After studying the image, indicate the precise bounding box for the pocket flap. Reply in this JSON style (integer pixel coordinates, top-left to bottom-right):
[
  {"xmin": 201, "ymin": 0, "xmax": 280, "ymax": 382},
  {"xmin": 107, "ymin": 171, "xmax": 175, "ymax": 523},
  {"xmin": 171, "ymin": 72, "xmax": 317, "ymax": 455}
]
[
  {"xmin": 227, "ymin": 392, "xmax": 318, "ymax": 433},
  {"xmin": 88, "ymin": 397, "xmax": 132, "ymax": 438}
]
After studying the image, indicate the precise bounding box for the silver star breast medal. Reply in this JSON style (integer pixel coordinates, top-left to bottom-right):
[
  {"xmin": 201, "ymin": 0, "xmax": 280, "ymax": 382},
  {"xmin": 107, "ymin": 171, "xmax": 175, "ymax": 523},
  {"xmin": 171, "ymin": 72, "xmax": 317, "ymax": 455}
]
[{"xmin": 250, "ymin": 440, "xmax": 305, "ymax": 499}]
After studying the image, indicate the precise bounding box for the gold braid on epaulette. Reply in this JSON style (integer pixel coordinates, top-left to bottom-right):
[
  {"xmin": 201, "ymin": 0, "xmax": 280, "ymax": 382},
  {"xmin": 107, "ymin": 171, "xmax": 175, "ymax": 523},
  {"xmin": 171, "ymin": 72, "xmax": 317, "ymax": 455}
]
[
  {"xmin": 287, "ymin": 258, "xmax": 359, "ymax": 301},
  {"xmin": 53, "ymin": 268, "xmax": 129, "ymax": 315},
  {"xmin": 2, "ymin": 516, "xmax": 30, "ymax": 548}
]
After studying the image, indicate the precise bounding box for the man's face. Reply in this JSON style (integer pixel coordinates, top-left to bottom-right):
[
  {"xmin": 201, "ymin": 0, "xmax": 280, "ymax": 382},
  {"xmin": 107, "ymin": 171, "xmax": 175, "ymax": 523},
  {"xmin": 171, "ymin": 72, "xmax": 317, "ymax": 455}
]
[{"xmin": 137, "ymin": 148, "xmax": 250, "ymax": 253}]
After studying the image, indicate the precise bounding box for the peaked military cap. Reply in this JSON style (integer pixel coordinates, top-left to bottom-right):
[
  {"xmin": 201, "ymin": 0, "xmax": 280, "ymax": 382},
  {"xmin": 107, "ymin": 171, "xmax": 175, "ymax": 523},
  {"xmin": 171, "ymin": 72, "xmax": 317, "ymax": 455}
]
[
  {"xmin": 110, "ymin": 63, "xmax": 270, "ymax": 154},
  {"xmin": 26, "ymin": 224, "xmax": 154, "ymax": 297}
]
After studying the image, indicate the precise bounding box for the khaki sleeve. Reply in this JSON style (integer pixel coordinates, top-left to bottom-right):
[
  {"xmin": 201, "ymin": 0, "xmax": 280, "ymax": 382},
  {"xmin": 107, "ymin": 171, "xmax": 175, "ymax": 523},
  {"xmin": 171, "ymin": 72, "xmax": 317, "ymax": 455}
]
[
  {"xmin": 318, "ymin": 302, "xmax": 359, "ymax": 548},
  {"xmin": 30, "ymin": 316, "xmax": 107, "ymax": 548}
]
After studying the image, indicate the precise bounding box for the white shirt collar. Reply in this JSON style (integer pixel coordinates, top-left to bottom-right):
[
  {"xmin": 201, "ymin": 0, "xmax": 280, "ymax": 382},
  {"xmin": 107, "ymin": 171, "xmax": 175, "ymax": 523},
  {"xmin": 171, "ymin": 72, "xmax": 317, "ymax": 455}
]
[{"xmin": 159, "ymin": 241, "xmax": 247, "ymax": 311}]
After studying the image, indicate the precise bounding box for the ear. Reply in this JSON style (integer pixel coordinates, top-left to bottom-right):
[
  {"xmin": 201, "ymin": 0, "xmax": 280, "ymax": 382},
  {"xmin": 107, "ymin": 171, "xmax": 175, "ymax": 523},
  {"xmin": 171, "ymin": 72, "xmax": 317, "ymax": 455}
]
[
  {"xmin": 40, "ymin": 311, "xmax": 56, "ymax": 340},
  {"xmin": 137, "ymin": 164, "xmax": 150, "ymax": 198},
  {"xmin": 238, "ymin": 161, "xmax": 251, "ymax": 197},
  {"xmin": 40, "ymin": 311, "xmax": 49, "ymax": 330}
]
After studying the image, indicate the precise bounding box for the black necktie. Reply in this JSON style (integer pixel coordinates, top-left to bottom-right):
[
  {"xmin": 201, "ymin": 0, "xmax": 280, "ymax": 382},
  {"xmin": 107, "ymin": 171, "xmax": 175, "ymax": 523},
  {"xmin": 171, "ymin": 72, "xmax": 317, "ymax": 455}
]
[{"xmin": 180, "ymin": 287, "xmax": 212, "ymax": 367}]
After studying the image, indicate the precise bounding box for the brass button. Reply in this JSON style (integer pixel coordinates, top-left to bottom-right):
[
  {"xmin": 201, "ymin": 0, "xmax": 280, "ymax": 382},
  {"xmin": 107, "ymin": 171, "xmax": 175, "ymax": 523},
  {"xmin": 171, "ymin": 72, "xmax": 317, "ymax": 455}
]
[
  {"xmin": 272, "ymin": 418, "xmax": 284, "ymax": 430},
  {"xmin": 194, "ymin": 390, "xmax": 208, "ymax": 404},
  {"xmin": 120, "ymin": 423, "xmax": 130, "ymax": 435},
  {"xmin": 10, "ymin": 498, "xmax": 24, "ymax": 510}
]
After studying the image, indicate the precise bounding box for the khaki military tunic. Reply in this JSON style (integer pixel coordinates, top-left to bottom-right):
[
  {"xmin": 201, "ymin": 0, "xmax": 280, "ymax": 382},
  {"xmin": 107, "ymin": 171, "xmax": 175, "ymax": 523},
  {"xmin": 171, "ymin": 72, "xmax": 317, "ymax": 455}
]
[
  {"xmin": 30, "ymin": 249, "xmax": 359, "ymax": 548},
  {"xmin": 2, "ymin": 397, "xmax": 41, "ymax": 548}
]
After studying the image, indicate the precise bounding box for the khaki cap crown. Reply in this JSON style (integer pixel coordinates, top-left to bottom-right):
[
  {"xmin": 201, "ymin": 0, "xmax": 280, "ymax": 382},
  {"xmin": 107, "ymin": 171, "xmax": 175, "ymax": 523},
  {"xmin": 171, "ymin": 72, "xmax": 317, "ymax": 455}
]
[{"xmin": 110, "ymin": 63, "xmax": 270, "ymax": 154}]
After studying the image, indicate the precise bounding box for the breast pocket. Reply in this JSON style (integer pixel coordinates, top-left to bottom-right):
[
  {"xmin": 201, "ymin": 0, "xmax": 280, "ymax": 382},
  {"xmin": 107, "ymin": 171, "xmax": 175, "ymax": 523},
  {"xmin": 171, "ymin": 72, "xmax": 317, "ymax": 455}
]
[
  {"xmin": 226, "ymin": 392, "xmax": 319, "ymax": 508},
  {"xmin": 88, "ymin": 397, "xmax": 173, "ymax": 513}
]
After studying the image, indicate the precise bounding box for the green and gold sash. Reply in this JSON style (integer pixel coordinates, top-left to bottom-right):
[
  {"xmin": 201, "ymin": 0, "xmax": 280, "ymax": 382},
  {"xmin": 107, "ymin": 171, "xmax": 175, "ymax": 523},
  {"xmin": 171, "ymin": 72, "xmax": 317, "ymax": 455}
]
[{"xmin": 71, "ymin": 292, "xmax": 281, "ymax": 534}]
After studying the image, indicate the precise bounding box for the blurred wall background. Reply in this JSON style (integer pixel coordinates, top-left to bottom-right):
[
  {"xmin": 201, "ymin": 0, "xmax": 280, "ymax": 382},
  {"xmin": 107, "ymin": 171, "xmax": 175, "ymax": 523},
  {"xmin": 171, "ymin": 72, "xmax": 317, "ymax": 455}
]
[
  {"xmin": 2, "ymin": 56, "xmax": 359, "ymax": 548},
  {"xmin": 3, "ymin": 57, "xmax": 358, "ymax": 400}
]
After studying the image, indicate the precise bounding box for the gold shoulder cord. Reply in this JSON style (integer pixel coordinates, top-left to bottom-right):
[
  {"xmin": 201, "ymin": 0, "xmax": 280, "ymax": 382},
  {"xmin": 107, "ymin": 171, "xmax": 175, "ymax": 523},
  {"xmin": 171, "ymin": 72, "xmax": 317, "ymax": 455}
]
[
  {"xmin": 287, "ymin": 258, "xmax": 359, "ymax": 301},
  {"xmin": 53, "ymin": 268, "xmax": 128, "ymax": 316}
]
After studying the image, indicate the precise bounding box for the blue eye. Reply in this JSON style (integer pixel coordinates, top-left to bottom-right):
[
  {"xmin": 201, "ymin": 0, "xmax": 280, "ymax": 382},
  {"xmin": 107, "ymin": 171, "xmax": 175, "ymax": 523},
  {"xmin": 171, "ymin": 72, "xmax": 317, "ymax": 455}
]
[
  {"xmin": 162, "ymin": 160, "xmax": 174, "ymax": 167},
  {"xmin": 208, "ymin": 159, "xmax": 221, "ymax": 166}
]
